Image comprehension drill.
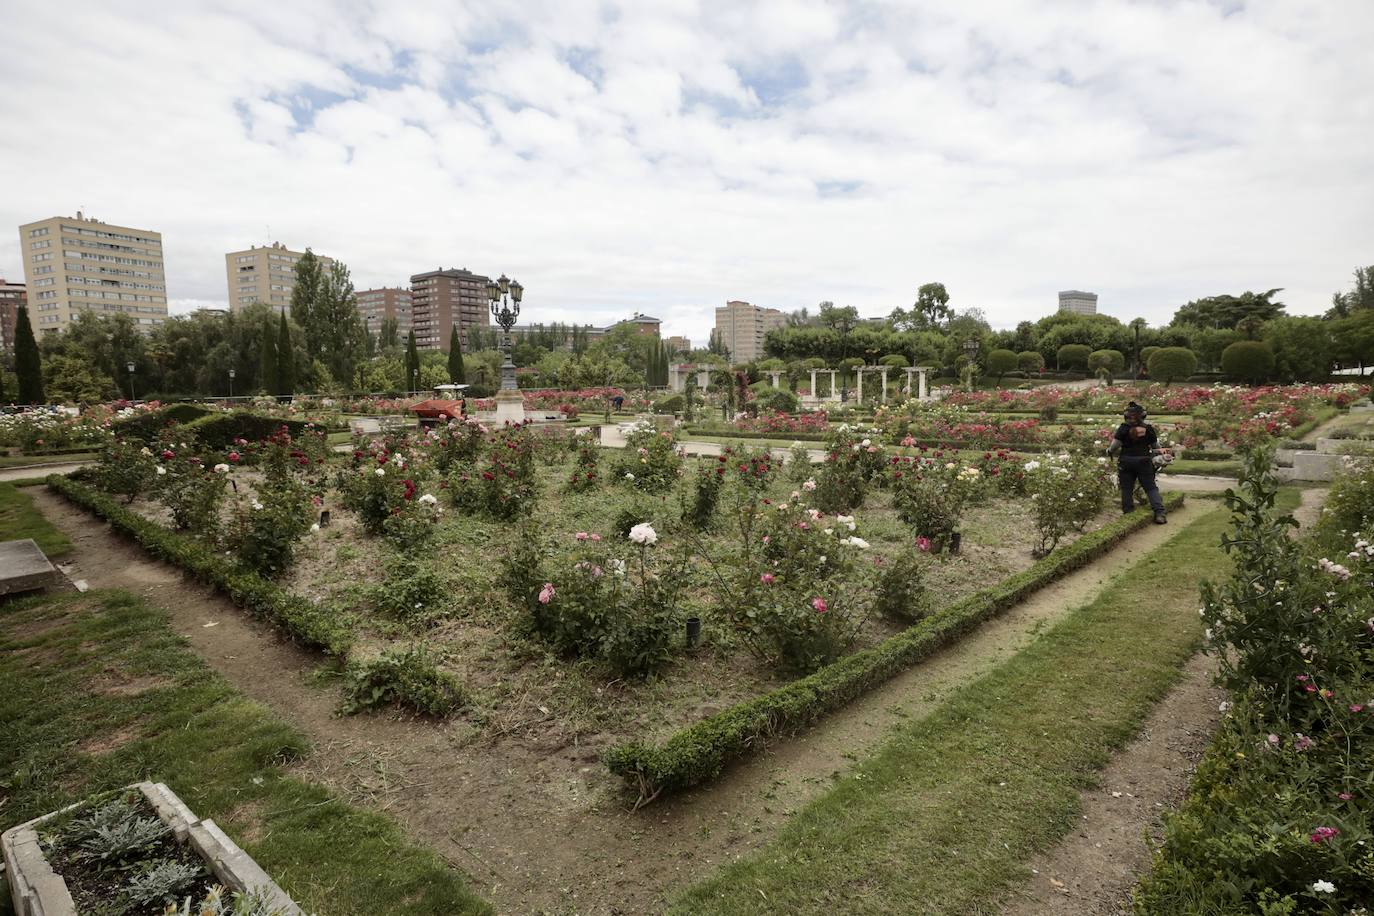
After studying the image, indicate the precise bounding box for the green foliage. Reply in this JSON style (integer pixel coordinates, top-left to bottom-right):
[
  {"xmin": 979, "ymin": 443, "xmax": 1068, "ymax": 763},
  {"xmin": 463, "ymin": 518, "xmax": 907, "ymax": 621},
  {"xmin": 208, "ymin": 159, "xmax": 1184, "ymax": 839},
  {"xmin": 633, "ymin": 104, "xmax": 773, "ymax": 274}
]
[
  {"xmin": 1220, "ymin": 340, "xmax": 1275, "ymax": 384},
  {"xmin": 891, "ymin": 471, "xmax": 963, "ymax": 549},
  {"xmin": 225, "ymin": 483, "xmax": 313, "ymax": 578},
  {"xmin": 47, "ymin": 475, "xmax": 353, "ymax": 655},
  {"xmin": 448, "ymin": 325, "xmax": 466, "ymax": 383},
  {"xmin": 1017, "ymin": 350, "xmax": 1044, "ymax": 374},
  {"xmin": 275, "ymin": 311, "xmax": 295, "ymax": 395},
  {"xmin": 158, "ymin": 455, "xmax": 228, "ymax": 533},
  {"xmin": 653, "ymin": 393, "xmax": 684, "ymax": 414},
  {"xmin": 1087, "ymin": 348, "xmax": 1125, "ymax": 379},
  {"xmin": 14, "ymin": 304, "xmax": 44, "ymax": 404},
  {"xmin": 44, "ymin": 352, "xmax": 118, "ymax": 403},
  {"xmin": 605, "ymin": 494, "xmax": 1183, "ymax": 802},
  {"xmin": 985, "ymin": 348, "xmax": 1018, "ymax": 382},
  {"xmin": 567, "ymin": 436, "xmax": 601, "ymax": 491},
  {"xmin": 372, "ymin": 555, "xmax": 447, "ymax": 627},
  {"xmin": 183, "ymin": 411, "xmax": 308, "ymax": 448},
  {"xmin": 259, "ymin": 314, "xmax": 279, "ymax": 396},
  {"xmin": 681, "ymin": 457, "xmax": 726, "ymax": 529},
  {"xmin": 787, "ymin": 442, "xmax": 814, "ymax": 484},
  {"xmin": 404, "ymin": 330, "xmax": 421, "ymax": 392},
  {"xmin": 614, "ymin": 421, "xmax": 682, "ymax": 492},
  {"xmin": 1172, "ymin": 288, "xmax": 1285, "ymax": 329},
  {"xmin": 1263, "ymin": 315, "xmax": 1333, "ymax": 382},
  {"xmin": 1055, "ymin": 343, "xmax": 1090, "ymax": 370},
  {"xmin": 752, "ymin": 387, "xmax": 799, "ymax": 415},
  {"xmin": 1023, "ymin": 454, "xmax": 1112, "ymax": 556},
  {"xmin": 342, "ymin": 646, "xmax": 467, "ymax": 717},
  {"xmin": 94, "ymin": 439, "xmax": 158, "ymax": 503},
  {"xmin": 1148, "ymin": 346, "xmax": 1199, "ymax": 385},
  {"xmin": 874, "ymin": 546, "xmax": 930, "ymax": 623},
  {"xmin": 449, "ymin": 425, "xmax": 539, "ymax": 519}
]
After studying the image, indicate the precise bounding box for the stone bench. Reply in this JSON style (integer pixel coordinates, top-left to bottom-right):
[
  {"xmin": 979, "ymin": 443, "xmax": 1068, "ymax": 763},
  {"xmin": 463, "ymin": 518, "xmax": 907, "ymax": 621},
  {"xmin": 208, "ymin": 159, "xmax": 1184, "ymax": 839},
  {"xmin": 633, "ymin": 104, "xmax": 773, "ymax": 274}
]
[{"xmin": 0, "ymin": 539, "xmax": 60, "ymax": 596}]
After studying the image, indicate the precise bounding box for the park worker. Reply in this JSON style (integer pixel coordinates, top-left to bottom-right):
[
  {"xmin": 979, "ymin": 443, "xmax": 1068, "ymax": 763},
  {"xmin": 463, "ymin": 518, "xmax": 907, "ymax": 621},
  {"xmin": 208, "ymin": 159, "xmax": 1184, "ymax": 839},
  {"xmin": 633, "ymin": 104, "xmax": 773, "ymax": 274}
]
[{"xmin": 1108, "ymin": 401, "xmax": 1168, "ymax": 524}]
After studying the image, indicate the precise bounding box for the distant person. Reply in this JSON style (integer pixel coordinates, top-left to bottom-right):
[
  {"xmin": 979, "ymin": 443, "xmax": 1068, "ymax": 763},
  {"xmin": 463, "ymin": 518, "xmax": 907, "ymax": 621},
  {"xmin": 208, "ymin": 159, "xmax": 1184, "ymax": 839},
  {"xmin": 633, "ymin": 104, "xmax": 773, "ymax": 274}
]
[
  {"xmin": 1109, "ymin": 401, "xmax": 1168, "ymax": 524},
  {"xmin": 611, "ymin": 394, "xmax": 625, "ymax": 411}
]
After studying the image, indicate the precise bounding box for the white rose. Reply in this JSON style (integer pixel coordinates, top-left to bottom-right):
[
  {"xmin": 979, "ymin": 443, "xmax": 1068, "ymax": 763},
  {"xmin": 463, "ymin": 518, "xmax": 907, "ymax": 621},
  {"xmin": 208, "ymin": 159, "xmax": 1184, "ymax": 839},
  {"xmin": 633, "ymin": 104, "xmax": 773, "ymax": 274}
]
[
  {"xmin": 375, "ymin": 467, "xmax": 385, "ymax": 477},
  {"xmin": 628, "ymin": 523, "xmax": 658, "ymax": 546},
  {"xmin": 155, "ymin": 466, "xmax": 167, "ymax": 476},
  {"xmin": 844, "ymin": 536, "xmax": 870, "ymax": 549},
  {"xmin": 419, "ymin": 493, "xmax": 438, "ymax": 505}
]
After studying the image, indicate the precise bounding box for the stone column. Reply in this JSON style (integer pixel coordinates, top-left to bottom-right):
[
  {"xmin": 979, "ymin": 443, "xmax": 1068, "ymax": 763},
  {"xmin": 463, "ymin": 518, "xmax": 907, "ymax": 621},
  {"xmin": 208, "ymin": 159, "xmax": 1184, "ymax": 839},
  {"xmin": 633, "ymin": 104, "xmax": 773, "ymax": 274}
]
[
  {"xmin": 917, "ymin": 367, "xmax": 929, "ymax": 400},
  {"xmin": 668, "ymin": 363, "xmax": 680, "ymax": 393},
  {"xmin": 856, "ymin": 368, "xmax": 864, "ymax": 404},
  {"xmin": 810, "ymin": 369, "xmax": 818, "ymax": 401},
  {"xmin": 768, "ymin": 370, "xmax": 783, "ymax": 389},
  {"xmin": 903, "ymin": 367, "xmax": 917, "ymax": 398},
  {"xmin": 881, "ymin": 370, "xmax": 888, "ymax": 402},
  {"xmin": 829, "ymin": 370, "xmax": 840, "ymax": 400},
  {"xmin": 696, "ymin": 369, "xmax": 710, "ymax": 389}
]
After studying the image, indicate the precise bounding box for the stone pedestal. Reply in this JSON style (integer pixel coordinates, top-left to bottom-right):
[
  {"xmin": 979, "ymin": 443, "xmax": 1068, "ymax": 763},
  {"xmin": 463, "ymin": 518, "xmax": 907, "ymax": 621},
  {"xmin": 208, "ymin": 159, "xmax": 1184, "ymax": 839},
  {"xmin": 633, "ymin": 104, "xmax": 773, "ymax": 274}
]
[{"xmin": 493, "ymin": 388, "xmax": 526, "ymax": 425}]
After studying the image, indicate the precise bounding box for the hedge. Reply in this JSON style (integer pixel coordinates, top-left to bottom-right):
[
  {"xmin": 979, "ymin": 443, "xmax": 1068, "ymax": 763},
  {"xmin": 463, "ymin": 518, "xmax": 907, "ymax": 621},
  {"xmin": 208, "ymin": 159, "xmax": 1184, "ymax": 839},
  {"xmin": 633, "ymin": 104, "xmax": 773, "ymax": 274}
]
[
  {"xmin": 604, "ymin": 492, "xmax": 1187, "ymax": 803},
  {"xmin": 184, "ymin": 411, "xmax": 310, "ymax": 447},
  {"xmin": 46, "ymin": 474, "xmax": 353, "ymax": 657},
  {"xmin": 110, "ymin": 403, "xmax": 212, "ymax": 442}
]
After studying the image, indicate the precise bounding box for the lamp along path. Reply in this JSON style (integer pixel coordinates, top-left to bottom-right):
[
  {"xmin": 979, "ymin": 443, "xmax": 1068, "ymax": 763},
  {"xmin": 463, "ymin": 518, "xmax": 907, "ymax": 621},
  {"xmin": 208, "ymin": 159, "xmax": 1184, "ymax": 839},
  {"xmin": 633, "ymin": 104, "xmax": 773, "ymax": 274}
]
[{"xmin": 29, "ymin": 485, "xmax": 1207, "ymax": 915}]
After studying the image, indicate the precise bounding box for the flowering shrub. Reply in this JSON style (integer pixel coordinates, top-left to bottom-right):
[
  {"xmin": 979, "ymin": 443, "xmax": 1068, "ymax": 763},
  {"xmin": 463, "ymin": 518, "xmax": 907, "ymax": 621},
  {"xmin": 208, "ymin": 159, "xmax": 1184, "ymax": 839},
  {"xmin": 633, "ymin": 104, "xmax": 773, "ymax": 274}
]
[
  {"xmin": 1139, "ymin": 450, "xmax": 1374, "ymax": 911},
  {"xmin": 1023, "ymin": 454, "xmax": 1113, "ymax": 556},
  {"xmin": 224, "ymin": 487, "xmax": 312, "ymax": 578},
  {"xmin": 338, "ymin": 453, "xmax": 423, "ymax": 535},
  {"xmin": 426, "ymin": 419, "xmax": 490, "ymax": 472},
  {"xmin": 448, "ymin": 424, "xmax": 539, "ymax": 519},
  {"xmin": 613, "ymin": 421, "xmax": 682, "ymax": 493},
  {"xmin": 156, "ymin": 450, "xmax": 227, "ymax": 534},
  {"xmin": 381, "ymin": 491, "xmax": 443, "ymax": 550},
  {"xmin": 93, "ymin": 440, "xmax": 158, "ymax": 504},
  {"xmin": 680, "ymin": 457, "xmax": 726, "ymax": 529},
  {"xmin": 566, "ymin": 437, "xmax": 601, "ymax": 492},
  {"xmin": 813, "ymin": 424, "xmax": 886, "ymax": 513},
  {"xmin": 732, "ymin": 410, "xmax": 829, "ymax": 435},
  {"xmin": 372, "ymin": 555, "xmax": 447, "ymax": 627},
  {"xmin": 523, "ymin": 528, "xmax": 684, "ymax": 679},
  {"xmin": 0, "ymin": 409, "xmax": 112, "ymax": 452},
  {"xmin": 787, "ymin": 441, "xmax": 814, "ymax": 484}
]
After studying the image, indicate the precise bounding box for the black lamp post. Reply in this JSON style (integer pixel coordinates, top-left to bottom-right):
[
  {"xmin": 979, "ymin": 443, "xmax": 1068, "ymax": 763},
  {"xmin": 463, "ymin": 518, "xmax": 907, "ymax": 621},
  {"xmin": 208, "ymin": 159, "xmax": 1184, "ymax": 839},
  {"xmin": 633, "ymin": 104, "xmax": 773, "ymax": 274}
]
[
  {"xmin": 412, "ymin": 368, "xmax": 419, "ymax": 397},
  {"xmin": 488, "ymin": 275, "xmax": 523, "ymax": 391},
  {"xmin": 228, "ymin": 367, "xmax": 236, "ymax": 402},
  {"xmin": 126, "ymin": 361, "xmax": 136, "ymax": 402}
]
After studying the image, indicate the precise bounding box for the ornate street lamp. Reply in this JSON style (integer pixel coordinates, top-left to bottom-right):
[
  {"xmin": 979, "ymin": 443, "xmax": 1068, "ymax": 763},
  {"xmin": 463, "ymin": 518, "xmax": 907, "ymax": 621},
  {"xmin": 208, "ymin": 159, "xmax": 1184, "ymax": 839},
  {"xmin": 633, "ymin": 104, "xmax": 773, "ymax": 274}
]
[
  {"xmin": 489, "ymin": 274, "xmax": 523, "ymax": 392},
  {"xmin": 228, "ymin": 367, "xmax": 236, "ymax": 402},
  {"xmin": 961, "ymin": 338, "xmax": 980, "ymax": 392},
  {"xmin": 126, "ymin": 361, "xmax": 136, "ymax": 402}
]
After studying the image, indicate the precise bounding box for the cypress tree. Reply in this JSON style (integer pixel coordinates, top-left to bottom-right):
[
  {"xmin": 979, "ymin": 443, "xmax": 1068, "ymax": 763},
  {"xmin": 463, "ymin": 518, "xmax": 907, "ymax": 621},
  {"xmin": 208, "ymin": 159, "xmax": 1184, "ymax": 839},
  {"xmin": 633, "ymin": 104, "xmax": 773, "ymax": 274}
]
[
  {"xmin": 448, "ymin": 325, "xmax": 466, "ymax": 383},
  {"xmin": 259, "ymin": 315, "xmax": 278, "ymax": 396},
  {"xmin": 276, "ymin": 311, "xmax": 295, "ymax": 395},
  {"xmin": 404, "ymin": 330, "xmax": 420, "ymax": 393},
  {"xmin": 290, "ymin": 250, "xmax": 324, "ymax": 362},
  {"xmin": 14, "ymin": 305, "xmax": 44, "ymax": 404}
]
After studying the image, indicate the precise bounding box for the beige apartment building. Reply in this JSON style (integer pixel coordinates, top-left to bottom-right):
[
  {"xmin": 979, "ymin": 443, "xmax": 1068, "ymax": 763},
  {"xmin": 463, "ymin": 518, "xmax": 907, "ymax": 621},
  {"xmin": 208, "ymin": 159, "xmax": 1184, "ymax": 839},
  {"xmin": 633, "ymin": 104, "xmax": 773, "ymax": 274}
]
[
  {"xmin": 0, "ymin": 277, "xmax": 25, "ymax": 352},
  {"xmin": 665, "ymin": 334, "xmax": 691, "ymax": 354},
  {"xmin": 410, "ymin": 267, "xmax": 491, "ymax": 352},
  {"xmin": 356, "ymin": 287, "xmax": 413, "ymax": 338},
  {"xmin": 713, "ymin": 299, "xmax": 784, "ymax": 363},
  {"xmin": 18, "ymin": 213, "xmax": 167, "ymax": 336},
  {"xmin": 225, "ymin": 242, "xmax": 333, "ymax": 314}
]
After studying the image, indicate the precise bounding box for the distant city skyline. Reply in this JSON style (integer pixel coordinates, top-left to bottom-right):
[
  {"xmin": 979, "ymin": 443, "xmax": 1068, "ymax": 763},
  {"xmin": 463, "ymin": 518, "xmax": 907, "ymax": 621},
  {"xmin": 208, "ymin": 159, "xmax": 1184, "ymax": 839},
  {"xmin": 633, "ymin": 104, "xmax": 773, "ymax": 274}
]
[{"xmin": 3, "ymin": 1, "xmax": 1370, "ymax": 343}]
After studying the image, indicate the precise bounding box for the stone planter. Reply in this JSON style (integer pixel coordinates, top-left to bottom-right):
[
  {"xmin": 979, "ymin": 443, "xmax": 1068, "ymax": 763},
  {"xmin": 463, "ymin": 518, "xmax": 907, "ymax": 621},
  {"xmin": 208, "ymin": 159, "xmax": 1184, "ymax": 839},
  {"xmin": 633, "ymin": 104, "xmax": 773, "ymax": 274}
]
[{"xmin": 1, "ymin": 782, "xmax": 302, "ymax": 916}]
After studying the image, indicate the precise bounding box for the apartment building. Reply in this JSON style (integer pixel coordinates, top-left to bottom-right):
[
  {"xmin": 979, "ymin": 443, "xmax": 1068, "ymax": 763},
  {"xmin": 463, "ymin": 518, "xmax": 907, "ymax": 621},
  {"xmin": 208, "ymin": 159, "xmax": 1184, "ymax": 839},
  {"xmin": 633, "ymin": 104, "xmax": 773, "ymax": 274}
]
[
  {"xmin": 0, "ymin": 277, "xmax": 24, "ymax": 352},
  {"xmin": 356, "ymin": 287, "xmax": 413, "ymax": 338},
  {"xmin": 1058, "ymin": 290, "xmax": 1098, "ymax": 316},
  {"xmin": 18, "ymin": 212, "xmax": 168, "ymax": 336},
  {"xmin": 665, "ymin": 335, "xmax": 691, "ymax": 354},
  {"xmin": 225, "ymin": 242, "xmax": 333, "ymax": 314},
  {"xmin": 712, "ymin": 299, "xmax": 785, "ymax": 363},
  {"xmin": 409, "ymin": 267, "xmax": 490, "ymax": 352},
  {"xmin": 619, "ymin": 313, "xmax": 661, "ymax": 337}
]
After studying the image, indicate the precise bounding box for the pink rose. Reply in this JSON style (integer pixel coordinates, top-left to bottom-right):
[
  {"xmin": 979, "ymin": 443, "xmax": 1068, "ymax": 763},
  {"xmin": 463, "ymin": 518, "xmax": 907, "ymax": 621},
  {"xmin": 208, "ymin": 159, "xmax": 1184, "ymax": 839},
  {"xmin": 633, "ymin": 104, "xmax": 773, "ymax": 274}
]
[
  {"xmin": 760, "ymin": 573, "xmax": 775, "ymax": 585},
  {"xmin": 538, "ymin": 583, "xmax": 555, "ymax": 604},
  {"xmin": 811, "ymin": 597, "xmax": 828, "ymax": 613}
]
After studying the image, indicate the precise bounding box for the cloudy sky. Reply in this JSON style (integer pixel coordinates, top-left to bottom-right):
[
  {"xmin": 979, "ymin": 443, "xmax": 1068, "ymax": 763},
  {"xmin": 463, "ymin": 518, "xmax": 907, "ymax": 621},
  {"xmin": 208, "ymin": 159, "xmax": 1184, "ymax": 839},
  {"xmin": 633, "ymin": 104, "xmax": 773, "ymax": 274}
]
[{"xmin": 2, "ymin": 0, "xmax": 1371, "ymax": 343}]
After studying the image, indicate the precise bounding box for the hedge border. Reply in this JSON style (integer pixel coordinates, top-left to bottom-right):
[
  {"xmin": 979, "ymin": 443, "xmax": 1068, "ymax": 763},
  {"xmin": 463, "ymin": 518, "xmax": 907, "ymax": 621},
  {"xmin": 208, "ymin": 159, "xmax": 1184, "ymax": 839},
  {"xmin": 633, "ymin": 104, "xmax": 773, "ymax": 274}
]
[
  {"xmin": 46, "ymin": 474, "xmax": 354, "ymax": 657},
  {"xmin": 604, "ymin": 491, "xmax": 1187, "ymax": 804}
]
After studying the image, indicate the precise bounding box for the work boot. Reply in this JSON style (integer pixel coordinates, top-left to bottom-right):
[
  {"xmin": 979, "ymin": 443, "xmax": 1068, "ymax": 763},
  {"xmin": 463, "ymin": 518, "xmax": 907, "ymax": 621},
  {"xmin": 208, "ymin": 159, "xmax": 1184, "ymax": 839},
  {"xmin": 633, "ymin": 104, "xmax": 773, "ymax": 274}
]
[{"xmin": 1153, "ymin": 512, "xmax": 1168, "ymax": 525}]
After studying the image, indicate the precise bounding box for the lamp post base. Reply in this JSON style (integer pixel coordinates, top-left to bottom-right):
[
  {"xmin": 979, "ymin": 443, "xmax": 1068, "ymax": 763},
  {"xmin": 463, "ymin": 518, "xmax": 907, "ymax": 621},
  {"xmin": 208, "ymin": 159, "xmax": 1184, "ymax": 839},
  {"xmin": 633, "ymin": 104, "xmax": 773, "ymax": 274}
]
[{"xmin": 493, "ymin": 387, "xmax": 526, "ymax": 425}]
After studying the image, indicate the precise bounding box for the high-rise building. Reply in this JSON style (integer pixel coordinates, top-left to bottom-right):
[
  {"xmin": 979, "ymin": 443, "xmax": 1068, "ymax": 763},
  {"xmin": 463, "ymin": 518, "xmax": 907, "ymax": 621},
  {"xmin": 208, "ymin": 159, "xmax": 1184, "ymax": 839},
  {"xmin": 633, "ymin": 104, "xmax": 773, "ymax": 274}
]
[
  {"xmin": 409, "ymin": 267, "xmax": 491, "ymax": 352},
  {"xmin": 18, "ymin": 212, "xmax": 167, "ymax": 336},
  {"xmin": 712, "ymin": 299, "xmax": 785, "ymax": 363},
  {"xmin": 225, "ymin": 242, "xmax": 333, "ymax": 314},
  {"xmin": 356, "ymin": 287, "xmax": 413, "ymax": 339},
  {"xmin": 1058, "ymin": 290, "xmax": 1098, "ymax": 316},
  {"xmin": 665, "ymin": 335, "xmax": 691, "ymax": 354},
  {"xmin": 0, "ymin": 277, "xmax": 25, "ymax": 353}
]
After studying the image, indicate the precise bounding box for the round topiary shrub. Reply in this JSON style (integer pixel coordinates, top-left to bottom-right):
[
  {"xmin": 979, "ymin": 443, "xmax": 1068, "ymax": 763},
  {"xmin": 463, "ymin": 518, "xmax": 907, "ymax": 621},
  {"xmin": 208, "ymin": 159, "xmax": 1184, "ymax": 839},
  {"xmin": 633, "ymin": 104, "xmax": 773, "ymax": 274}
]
[
  {"xmin": 1139, "ymin": 346, "xmax": 1161, "ymax": 371},
  {"xmin": 653, "ymin": 394, "xmax": 684, "ymax": 414},
  {"xmin": 1088, "ymin": 349, "xmax": 1125, "ymax": 373},
  {"xmin": 1147, "ymin": 347, "xmax": 1199, "ymax": 386},
  {"xmin": 1056, "ymin": 344, "xmax": 1091, "ymax": 370},
  {"xmin": 986, "ymin": 349, "xmax": 1019, "ymax": 382},
  {"xmin": 1220, "ymin": 340, "xmax": 1276, "ymax": 385},
  {"xmin": 1017, "ymin": 351, "xmax": 1045, "ymax": 374},
  {"xmin": 754, "ymin": 387, "xmax": 799, "ymax": 414}
]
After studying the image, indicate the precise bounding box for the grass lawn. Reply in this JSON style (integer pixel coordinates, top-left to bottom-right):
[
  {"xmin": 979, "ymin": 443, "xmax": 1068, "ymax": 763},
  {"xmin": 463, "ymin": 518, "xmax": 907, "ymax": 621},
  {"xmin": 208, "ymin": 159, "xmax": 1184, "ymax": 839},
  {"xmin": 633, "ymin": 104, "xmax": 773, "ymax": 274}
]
[
  {"xmin": 0, "ymin": 589, "xmax": 490, "ymax": 915},
  {"xmin": 672, "ymin": 489, "xmax": 1301, "ymax": 915},
  {"xmin": 0, "ymin": 481, "xmax": 72, "ymax": 558},
  {"xmin": 1162, "ymin": 458, "xmax": 1242, "ymax": 477}
]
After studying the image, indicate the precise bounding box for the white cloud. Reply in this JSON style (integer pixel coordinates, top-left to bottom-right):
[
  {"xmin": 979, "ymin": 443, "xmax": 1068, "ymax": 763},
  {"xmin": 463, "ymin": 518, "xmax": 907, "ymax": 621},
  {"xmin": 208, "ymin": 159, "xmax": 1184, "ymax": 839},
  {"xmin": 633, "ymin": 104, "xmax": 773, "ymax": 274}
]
[{"xmin": 1, "ymin": 0, "xmax": 1371, "ymax": 344}]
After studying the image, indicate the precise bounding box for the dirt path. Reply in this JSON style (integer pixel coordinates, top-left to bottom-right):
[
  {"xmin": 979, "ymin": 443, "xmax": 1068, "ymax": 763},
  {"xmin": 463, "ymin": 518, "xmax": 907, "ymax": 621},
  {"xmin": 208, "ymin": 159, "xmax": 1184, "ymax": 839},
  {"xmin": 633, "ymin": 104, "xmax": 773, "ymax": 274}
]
[
  {"xmin": 998, "ymin": 487, "xmax": 1328, "ymax": 915},
  {"xmin": 0, "ymin": 462, "xmax": 89, "ymax": 482},
  {"xmin": 30, "ymin": 487, "xmax": 1209, "ymax": 915}
]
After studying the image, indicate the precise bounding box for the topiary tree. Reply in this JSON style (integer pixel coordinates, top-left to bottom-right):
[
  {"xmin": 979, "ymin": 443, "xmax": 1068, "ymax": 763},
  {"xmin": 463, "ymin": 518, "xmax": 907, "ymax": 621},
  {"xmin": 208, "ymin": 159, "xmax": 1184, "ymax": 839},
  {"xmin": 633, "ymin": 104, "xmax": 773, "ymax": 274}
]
[
  {"xmin": 879, "ymin": 354, "xmax": 909, "ymax": 369},
  {"xmin": 1148, "ymin": 347, "xmax": 1199, "ymax": 386},
  {"xmin": 1017, "ymin": 350, "xmax": 1045, "ymax": 375},
  {"xmin": 1220, "ymin": 340, "xmax": 1276, "ymax": 385},
  {"xmin": 1139, "ymin": 346, "xmax": 1161, "ymax": 375},
  {"xmin": 1088, "ymin": 349, "xmax": 1126, "ymax": 384},
  {"xmin": 986, "ymin": 348, "xmax": 1018, "ymax": 385},
  {"xmin": 1056, "ymin": 344, "xmax": 1091, "ymax": 371},
  {"xmin": 14, "ymin": 305, "xmax": 43, "ymax": 405}
]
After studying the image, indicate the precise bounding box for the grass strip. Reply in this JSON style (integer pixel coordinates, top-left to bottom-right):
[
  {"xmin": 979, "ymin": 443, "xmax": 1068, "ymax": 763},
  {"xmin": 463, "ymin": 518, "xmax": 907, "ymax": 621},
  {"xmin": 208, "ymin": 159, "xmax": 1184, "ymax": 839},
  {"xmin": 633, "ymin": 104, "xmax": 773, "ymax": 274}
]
[
  {"xmin": 46, "ymin": 474, "xmax": 353, "ymax": 657},
  {"xmin": 0, "ymin": 451, "xmax": 98, "ymax": 468},
  {"xmin": 670, "ymin": 494, "xmax": 1293, "ymax": 915},
  {"xmin": 605, "ymin": 492, "xmax": 1185, "ymax": 802},
  {"xmin": 1162, "ymin": 459, "xmax": 1242, "ymax": 477},
  {"xmin": 0, "ymin": 481, "xmax": 72, "ymax": 558},
  {"xmin": 0, "ymin": 589, "xmax": 490, "ymax": 915}
]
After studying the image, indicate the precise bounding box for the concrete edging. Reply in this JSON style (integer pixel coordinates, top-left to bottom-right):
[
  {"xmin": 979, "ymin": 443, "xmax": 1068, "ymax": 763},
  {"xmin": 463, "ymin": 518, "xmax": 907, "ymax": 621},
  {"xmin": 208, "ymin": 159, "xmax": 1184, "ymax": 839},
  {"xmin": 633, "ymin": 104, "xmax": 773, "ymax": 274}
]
[{"xmin": 1, "ymin": 782, "xmax": 302, "ymax": 916}]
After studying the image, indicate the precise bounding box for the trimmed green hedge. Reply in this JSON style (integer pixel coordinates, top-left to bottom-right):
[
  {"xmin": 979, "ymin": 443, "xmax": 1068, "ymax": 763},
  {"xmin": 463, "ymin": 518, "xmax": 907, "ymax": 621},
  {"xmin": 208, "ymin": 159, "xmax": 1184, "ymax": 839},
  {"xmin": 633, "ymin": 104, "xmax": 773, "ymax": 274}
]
[
  {"xmin": 46, "ymin": 475, "xmax": 353, "ymax": 657},
  {"xmin": 184, "ymin": 411, "xmax": 310, "ymax": 447},
  {"xmin": 110, "ymin": 403, "xmax": 212, "ymax": 441},
  {"xmin": 604, "ymin": 492, "xmax": 1186, "ymax": 803},
  {"xmin": 1178, "ymin": 449, "xmax": 1235, "ymax": 461}
]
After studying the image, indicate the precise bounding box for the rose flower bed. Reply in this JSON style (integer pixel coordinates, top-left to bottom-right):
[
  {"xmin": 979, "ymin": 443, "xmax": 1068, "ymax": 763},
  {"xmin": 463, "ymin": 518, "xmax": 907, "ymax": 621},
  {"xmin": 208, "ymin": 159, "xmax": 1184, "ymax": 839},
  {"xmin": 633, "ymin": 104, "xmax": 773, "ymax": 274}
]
[{"xmin": 56, "ymin": 413, "xmax": 1150, "ymax": 801}]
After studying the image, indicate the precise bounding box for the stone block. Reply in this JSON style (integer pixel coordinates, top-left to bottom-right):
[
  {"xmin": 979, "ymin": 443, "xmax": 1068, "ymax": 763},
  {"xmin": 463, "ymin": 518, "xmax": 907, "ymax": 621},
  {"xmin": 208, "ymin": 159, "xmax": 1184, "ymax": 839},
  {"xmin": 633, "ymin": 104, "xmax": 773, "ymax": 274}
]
[{"xmin": 0, "ymin": 539, "xmax": 60, "ymax": 596}]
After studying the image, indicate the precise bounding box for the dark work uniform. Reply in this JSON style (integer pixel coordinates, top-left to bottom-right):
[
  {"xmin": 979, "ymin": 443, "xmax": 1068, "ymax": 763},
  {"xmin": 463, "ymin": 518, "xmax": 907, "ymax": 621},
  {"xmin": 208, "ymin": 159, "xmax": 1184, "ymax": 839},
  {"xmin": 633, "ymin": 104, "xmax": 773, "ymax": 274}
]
[{"xmin": 1114, "ymin": 422, "xmax": 1165, "ymax": 514}]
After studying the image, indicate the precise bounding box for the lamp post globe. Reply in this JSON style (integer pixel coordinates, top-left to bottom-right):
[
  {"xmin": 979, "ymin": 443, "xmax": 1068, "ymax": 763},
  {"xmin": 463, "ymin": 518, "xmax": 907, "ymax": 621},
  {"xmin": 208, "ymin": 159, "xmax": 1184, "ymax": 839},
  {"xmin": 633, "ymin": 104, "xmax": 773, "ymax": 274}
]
[
  {"xmin": 228, "ymin": 367, "xmax": 236, "ymax": 402},
  {"xmin": 126, "ymin": 361, "xmax": 136, "ymax": 402}
]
